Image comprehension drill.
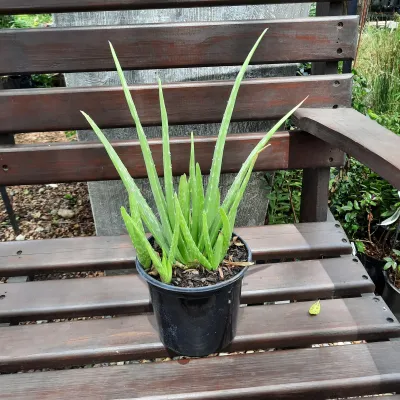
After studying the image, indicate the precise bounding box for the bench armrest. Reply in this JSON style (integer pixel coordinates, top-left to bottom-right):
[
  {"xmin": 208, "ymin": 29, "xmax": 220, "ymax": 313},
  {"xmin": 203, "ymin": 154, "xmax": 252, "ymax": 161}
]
[{"xmin": 294, "ymin": 108, "xmax": 400, "ymax": 189}]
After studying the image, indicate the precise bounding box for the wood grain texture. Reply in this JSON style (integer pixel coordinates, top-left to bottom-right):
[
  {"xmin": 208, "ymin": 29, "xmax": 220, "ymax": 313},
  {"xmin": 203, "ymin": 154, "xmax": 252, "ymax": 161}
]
[
  {"xmin": 0, "ymin": 341, "xmax": 399, "ymax": 400},
  {"xmin": 0, "ymin": 0, "xmax": 342, "ymax": 14},
  {"xmin": 0, "ymin": 256, "xmax": 373, "ymax": 322},
  {"xmin": 0, "ymin": 75, "xmax": 353, "ymax": 135},
  {"xmin": 294, "ymin": 108, "xmax": 400, "ymax": 189},
  {"xmin": 0, "ymin": 297, "xmax": 397, "ymax": 372},
  {"xmin": 300, "ymin": 167, "xmax": 331, "ymax": 222},
  {"xmin": 0, "ymin": 222, "xmax": 351, "ymax": 276},
  {"xmin": 0, "ymin": 131, "xmax": 345, "ymax": 186},
  {"xmin": 0, "ymin": 17, "xmax": 358, "ymax": 75}
]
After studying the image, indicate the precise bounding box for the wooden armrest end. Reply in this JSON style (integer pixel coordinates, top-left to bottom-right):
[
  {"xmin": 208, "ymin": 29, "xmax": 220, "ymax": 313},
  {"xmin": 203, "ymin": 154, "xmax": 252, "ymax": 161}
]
[{"xmin": 294, "ymin": 108, "xmax": 400, "ymax": 189}]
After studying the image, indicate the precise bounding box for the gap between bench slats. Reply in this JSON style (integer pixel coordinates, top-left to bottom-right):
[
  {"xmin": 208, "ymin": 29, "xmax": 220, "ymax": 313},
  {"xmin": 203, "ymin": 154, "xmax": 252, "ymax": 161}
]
[
  {"xmin": 0, "ymin": 74, "xmax": 352, "ymax": 134},
  {"xmin": 0, "ymin": 342, "xmax": 399, "ymax": 400},
  {"xmin": 0, "ymin": 131, "xmax": 344, "ymax": 186},
  {"xmin": 0, "ymin": 0, "xmax": 344, "ymax": 15},
  {"xmin": 0, "ymin": 297, "xmax": 398, "ymax": 372},
  {"xmin": 0, "ymin": 222, "xmax": 351, "ymax": 276},
  {"xmin": 0, "ymin": 256, "xmax": 373, "ymax": 322},
  {"xmin": 0, "ymin": 17, "xmax": 357, "ymax": 75}
]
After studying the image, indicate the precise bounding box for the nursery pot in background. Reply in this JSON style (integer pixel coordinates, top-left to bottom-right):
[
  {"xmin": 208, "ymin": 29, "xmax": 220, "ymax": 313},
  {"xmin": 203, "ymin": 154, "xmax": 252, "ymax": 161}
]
[
  {"xmin": 136, "ymin": 234, "xmax": 251, "ymax": 357},
  {"xmin": 358, "ymin": 252, "xmax": 386, "ymax": 295},
  {"xmin": 382, "ymin": 271, "xmax": 400, "ymax": 320}
]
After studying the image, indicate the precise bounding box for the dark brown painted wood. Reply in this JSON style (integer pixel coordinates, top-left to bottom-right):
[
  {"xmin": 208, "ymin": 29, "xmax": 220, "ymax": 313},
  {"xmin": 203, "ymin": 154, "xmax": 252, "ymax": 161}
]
[
  {"xmin": 294, "ymin": 108, "xmax": 400, "ymax": 190},
  {"xmin": 299, "ymin": 0, "xmax": 343, "ymax": 223},
  {"xmin": 0, "ymin": 17, "xmax": 358, "ymax": 75},
  {"xmin": 0, "ymin": 342, "xmax": 399, "ymax": 400},
  {"xmin": 300, "ymin": 167, "xmax": 331, "ymax": 222},
  {"xmin": 0, "ymin": 256, "xmax": 373, "ymax": 322},
  {"xmin": 0, "ymin": 297, "xmax": 397, "ymax": 372},
  {"xmin": 0, "ymin": 222, "xmax": 351, "ymax": 277},
  {"xmin": 0, "ymin": 131, "xmax": 345, "ymax": 186},
  {"xmin": 0, "ymin": 75, "xmax": 353, "ymax": 135},
  {"xmin": 0, "ymin": 0, "xmax": 345, "ymax": 14}
]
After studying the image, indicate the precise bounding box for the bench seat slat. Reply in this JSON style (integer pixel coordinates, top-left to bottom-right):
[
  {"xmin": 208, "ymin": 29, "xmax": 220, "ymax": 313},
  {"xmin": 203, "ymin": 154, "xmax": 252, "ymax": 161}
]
[
  {"xmin": 0, "ymin": 131, "xmax": 344, "ymax": 186},
  {"xmin": 0, "ymin": 17, "xmax": 357, "ymax": 75},
  {"xmin": 0, "ymin": 341, "xmax": 399, "ymax": 399},
  {"xmin": 0, "ymin": 297, "xmax": 398, "ymax": 372},
  {"xmin": 0, "ymin": 256, "xmax": 373, "ymax": 322},
  {"xmin": 0, "ymin": 75, "xmax": 352, "ymax": 134},
  {"xmin": 0, "ymin": 222, "xmax": 351, "ymax": 277}
]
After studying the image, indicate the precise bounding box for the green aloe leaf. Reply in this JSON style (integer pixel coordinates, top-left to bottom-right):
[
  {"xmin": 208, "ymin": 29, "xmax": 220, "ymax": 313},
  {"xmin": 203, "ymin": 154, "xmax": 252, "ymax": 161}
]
[
  {"xmin": 210, "ymin": 148, "xmax": 260, "ymax": 244},
  {"xmin": 178, "ymin": 174, "xmax": 190, "ymax": 226},
  {"xmin": 121, "ymin": 206, "xmax": 151, "ymax": 269},
  {"xmin": 168, "ymin": 209, "xmax": 180, "ymax": 265},
  {"xmin": 81, "ymin": 111, "xmax": 168, "ymax": 252},
  {"xmin": 211, "ymin": 234, "xmax": 224, "ymax": 270},
  {"xmin": 109, "ymin": 42, "xmax": 172, "ymax": 244},
  {"xmin": 189, "ymin": 133, "xmax": 200, "ymax": 242},
  {"xmin": 158, "ymin": 78, "xmax": 175, "ymax": 228},
  {"xmin": 160, "ymin": 254, "xmax": 173, "ymax": 284},
  {"xmin": 174, "ymin": 195, "xmax": 213, "ymax": 270},
  {"xmin": 219, "ymin": 207, "xmax": 232, "ymax": 257},
  {"xmin": 221, "ymin": 97, "xmax": 308, "ymax": 215},
  {"xmin": 201, "ymin": 211, "xmax": 213, "ymax": 260},
  {"xmin": 129, "ymin": 192, "xmax": 145, "ymax": 234},
  {"xmin": 195, "ymin": 163, "xmax": 205, "ymax": 242},
  {"xmin": 204, "ymin": 28, "xmax": 269, "ymax": 226}
]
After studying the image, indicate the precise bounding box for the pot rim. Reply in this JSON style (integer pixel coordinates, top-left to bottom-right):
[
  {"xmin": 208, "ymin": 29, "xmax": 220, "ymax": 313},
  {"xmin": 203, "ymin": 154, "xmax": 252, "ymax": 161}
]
[
  {"xmin": 384, "ymin": 270, "xmax": 400, "ymax": 294},
  {"xmin": 136, "ymin": 232, "xmax": 252, "ymax": 294}
]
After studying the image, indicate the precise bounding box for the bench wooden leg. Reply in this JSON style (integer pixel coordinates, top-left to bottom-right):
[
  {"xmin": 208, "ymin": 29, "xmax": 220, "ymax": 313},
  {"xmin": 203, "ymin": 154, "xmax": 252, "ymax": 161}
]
[{"xmin": 300, "ymin": 167, "xmax": 330, "ymax": 223}]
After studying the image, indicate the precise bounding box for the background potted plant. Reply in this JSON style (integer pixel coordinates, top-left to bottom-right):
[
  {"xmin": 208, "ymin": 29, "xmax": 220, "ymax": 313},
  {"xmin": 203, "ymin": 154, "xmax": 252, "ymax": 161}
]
[
  {"xmin": 81, "ymin": 30, "xmax": 305, "ymax": 357},
  {"xmin": 382, "ymin": 249, "xmax": 400, "ymax": 320}
]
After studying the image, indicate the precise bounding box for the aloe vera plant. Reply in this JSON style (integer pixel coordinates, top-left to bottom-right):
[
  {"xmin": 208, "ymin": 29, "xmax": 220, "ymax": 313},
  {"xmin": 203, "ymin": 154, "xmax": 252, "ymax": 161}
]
[{"xmin": 81, "ymin": 29, "xmax": 307, "ymax": 284}]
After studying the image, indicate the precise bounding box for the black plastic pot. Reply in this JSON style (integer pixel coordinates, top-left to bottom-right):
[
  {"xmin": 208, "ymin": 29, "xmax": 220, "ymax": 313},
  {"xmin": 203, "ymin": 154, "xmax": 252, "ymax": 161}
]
[
  {"xmin": 382, "ymin": 271, "xmax": 400, "ymax": 320},
  {"xmin": 136, "ymin": 234, "xmax": 251, "ymax": 357},
  {"xmin": 357, "ymin": 252, "xmax": 386, "ymax": 295}
]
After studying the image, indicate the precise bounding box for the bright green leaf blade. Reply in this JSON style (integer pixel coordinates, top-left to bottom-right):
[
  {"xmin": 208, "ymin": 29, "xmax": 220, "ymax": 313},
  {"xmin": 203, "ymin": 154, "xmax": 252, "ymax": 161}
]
[
  {"xmin": 121, "ymin": 207, "xmax": 151, "ymax": 269},
  {"xmin": 129, "ymin": 192, "xmax": 145, "ymax": 234},
  {"xmin": 211, "ymin": 234, "xmax": 224, "ymax": 270},
  {"xmin": 80, "ymin": 111, "xmax": 168, "ymax": 251},
  {"xmin": 168, "ymin": 210, "xmax": 180, "ymax": 265},
  {"xmin": 219, "ymin": 207, "xmax": 232, "ymax": 256},
  {"xmin": 195, "ymin": 163, "xmax": 205, "ymax": 245},
  {"xmin": 178, "ymin": 174, "xmax": 190, "ymax": 226},
  {"xmin": 158, "ymin": 78, "xmax": 175, "ymax": 228},
  {"xmin": 221, "ymin": 97, "xmax": 308, "ymax": 214},
  {"xmin": 174, "ymin": 195, "xmax": 213, "ymax": 270},
  {"xmin": 205, "ymin": 28, "xmax": 268, "ymax": 225},
  {"xmin": 308, "ymin": 300, "xmax": 321, "ymax": 316},
  {"xmin": 160, "ymin": 254, "xmax": 173, "ymax": 284},
  {"xmin": 189, "ymin": 132, "xmax": 200, "ymax": 242},
  {"xmin": 109, "ymin": 42, "xmax": 172, "ymax": 244},
  {"xmin": 201, "ymin": 211, "xmax": 213, "ymax": 260},
  {"xmin": 210, "ymin": 150, "xmax": 259, "ymax": 245}
]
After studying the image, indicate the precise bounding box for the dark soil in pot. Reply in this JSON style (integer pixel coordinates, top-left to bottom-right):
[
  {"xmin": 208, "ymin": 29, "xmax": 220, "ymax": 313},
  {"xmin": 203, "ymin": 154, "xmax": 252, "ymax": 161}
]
[
  {"xmin": 382, "ymin": 270, "xmax": 400, "ymax": 320},
  {"xmin": 136, "ymin": 234, "xmax": 251, "ymax": 357}
]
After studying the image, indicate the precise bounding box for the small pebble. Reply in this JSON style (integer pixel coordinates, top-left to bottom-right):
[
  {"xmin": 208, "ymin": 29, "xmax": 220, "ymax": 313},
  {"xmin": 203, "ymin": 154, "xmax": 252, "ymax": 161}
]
[
  {"xmin": 57, "ymin": 209, "xmax": 75, "ymax": 219},
  {"xmin": 16, "ymin": 234, "xmax": 25, "ymax": 241}
]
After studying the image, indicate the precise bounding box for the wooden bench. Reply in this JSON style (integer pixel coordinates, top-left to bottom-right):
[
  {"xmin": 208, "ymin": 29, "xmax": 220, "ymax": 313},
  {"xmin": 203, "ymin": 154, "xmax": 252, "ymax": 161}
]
[{"xmin": 1, "ymin": 0, "xmax": 400, "ymax": 398}]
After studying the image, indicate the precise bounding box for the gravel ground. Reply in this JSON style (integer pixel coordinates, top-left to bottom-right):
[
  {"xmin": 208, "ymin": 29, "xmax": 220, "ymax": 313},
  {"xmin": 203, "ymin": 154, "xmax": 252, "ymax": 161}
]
[{"xmin": 0, "ymin": 131, "xmax": 98, "ymax": 282}]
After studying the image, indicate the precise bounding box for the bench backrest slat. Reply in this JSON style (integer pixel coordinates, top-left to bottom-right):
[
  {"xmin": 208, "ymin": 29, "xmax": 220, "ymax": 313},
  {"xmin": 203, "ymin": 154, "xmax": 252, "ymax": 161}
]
[
  {"xmin": 0, "ymin": 17, "xmax": 357, "ymax": 75},
  {"xmin": 0, "ymin": 75, "xmax": 352, "ymax": 135},
  {"xmin": 0, "ymin": 131, "xmax": 344, "ymax": 185},
  {"xmin": 0, "ymin": 0, "xmax": 340, "ymax": 14}
]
